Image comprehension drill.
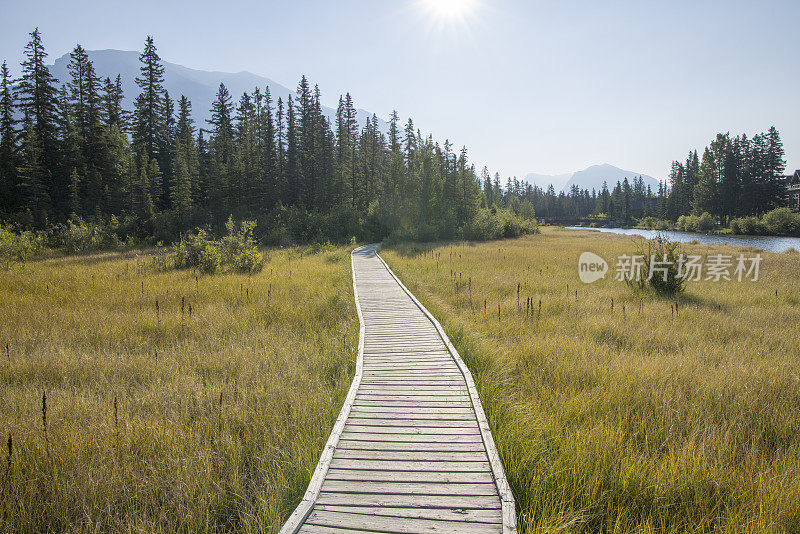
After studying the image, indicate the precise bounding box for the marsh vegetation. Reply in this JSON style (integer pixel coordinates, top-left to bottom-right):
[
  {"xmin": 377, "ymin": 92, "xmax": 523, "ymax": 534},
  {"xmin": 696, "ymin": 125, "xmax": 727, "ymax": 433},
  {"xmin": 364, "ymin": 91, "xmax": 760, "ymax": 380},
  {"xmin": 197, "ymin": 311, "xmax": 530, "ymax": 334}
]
[
  {"xmin": 0, "ymin": 244, "xmax": 357, "ymax": 531},
  {"xmin": 383, "ymin": 228, "xmax": 800, "ymax": 532}
]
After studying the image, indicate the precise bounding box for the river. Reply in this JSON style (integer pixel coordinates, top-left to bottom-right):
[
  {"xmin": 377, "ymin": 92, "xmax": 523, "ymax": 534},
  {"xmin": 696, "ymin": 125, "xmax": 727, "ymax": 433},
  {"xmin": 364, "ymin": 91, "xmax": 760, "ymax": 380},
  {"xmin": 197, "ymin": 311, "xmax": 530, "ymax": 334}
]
[{"xmin": 566, "ymin": 227, "xmax": 800, "ymax": 253}]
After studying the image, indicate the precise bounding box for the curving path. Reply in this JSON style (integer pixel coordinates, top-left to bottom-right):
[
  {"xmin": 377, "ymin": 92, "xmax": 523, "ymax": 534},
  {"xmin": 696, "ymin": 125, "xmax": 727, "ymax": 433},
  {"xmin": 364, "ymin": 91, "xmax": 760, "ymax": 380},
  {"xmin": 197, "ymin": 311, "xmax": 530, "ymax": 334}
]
[{"xmin": 280, "ymin": 244, "xmax": 515, "ymax": 534}]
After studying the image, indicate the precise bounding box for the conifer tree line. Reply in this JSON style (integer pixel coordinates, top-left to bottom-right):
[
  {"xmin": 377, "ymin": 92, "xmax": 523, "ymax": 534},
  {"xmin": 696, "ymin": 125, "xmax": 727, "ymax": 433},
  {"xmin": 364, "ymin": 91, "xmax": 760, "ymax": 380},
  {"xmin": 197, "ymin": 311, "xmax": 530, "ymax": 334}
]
[
  {"xmin": 0, "ymin": 29, "xmax": 534, "ymax": 244},
  {"xmin": 500, "ymin": 129, "xmax": 786, "ymax": 226}
]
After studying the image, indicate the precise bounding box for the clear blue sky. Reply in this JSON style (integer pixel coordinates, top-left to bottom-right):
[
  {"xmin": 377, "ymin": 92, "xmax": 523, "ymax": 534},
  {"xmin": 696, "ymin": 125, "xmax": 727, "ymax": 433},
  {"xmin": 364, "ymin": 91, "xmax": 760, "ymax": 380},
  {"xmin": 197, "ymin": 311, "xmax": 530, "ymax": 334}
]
[{"xmin": 1, "ymin": 0, "xmax": 798, "ymax": 181}]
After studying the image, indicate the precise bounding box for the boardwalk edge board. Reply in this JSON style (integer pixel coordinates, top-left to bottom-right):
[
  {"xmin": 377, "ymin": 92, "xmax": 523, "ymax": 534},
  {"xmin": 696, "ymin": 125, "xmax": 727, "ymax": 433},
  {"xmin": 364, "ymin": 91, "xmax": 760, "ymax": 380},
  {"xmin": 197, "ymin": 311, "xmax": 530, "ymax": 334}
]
[
  {"xmin": 373, "ymin": 247, "xmax": 517, "ymax": 534},
  {"xmin": 279, "ymin": 245, "xmax": 368, "ymax": 534}
]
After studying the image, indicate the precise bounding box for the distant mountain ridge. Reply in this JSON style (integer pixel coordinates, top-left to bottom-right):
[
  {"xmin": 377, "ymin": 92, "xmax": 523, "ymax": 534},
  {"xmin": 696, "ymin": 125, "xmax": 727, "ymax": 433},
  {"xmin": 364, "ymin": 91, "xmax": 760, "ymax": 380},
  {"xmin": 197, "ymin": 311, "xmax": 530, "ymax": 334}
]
[
  {"xmin": 47, "ymin": 49, "xmax": 387, "ymax": 131},
  {"xmin": 525, "ymin": 164, "xmax": 660, "ymax": 192}
]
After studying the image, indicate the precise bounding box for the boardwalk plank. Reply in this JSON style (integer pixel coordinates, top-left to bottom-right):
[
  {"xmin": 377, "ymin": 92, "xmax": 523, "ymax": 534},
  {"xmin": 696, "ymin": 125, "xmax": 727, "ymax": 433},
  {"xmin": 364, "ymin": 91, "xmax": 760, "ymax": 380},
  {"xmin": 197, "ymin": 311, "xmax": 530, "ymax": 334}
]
[
  {"xmin": 313, "ymin": 505, "xmax": 502, "ymax": 524},
  {"xmin": 306, "ymin": 510, "xmax": 502, "ymax": 533}
]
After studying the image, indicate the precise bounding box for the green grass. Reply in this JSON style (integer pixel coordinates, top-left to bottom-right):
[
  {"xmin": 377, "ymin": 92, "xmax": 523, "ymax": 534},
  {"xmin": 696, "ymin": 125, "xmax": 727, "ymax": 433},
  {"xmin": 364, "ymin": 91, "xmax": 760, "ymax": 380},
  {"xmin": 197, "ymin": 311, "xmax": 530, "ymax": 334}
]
[
  {"xmin": 0, "ymin": 245, "xmax": 358, "ymax": 532},
  {"xmin": 382, "ymin": 228, "xmax": 800, "ymax": 533}
]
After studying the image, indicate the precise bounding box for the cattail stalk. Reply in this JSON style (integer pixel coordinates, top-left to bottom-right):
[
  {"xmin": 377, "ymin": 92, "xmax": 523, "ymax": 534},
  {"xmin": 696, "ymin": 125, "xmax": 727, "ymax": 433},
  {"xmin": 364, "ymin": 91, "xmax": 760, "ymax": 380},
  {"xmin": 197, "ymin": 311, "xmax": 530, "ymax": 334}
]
[
  {"xmin": 42, "ymin": 391, "xmax": 48, "ymax": 447},
  {"xmin": 218, "ymin": 392, "xmax": 223, "ymax": 433}
]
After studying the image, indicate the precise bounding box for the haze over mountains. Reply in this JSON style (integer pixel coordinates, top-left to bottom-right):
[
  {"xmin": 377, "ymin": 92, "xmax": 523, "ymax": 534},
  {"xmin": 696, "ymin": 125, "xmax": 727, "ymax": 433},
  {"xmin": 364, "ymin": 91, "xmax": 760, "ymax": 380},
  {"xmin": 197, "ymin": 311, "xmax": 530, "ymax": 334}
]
[
  {"xmin": 48, "ymin": 49, "xmax": 387, "ymax": 131},
  {"xmin": 525, "ymin": 164, "xmax": 660, "ymax": 193}
]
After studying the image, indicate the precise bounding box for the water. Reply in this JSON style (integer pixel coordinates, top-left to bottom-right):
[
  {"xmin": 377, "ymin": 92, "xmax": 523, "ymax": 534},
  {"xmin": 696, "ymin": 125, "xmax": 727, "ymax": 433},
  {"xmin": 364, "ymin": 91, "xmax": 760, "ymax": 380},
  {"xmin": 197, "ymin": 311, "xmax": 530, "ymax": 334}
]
[{"xmin": 566, "ymin": 227, "xmax": 800, "ymax": 253}]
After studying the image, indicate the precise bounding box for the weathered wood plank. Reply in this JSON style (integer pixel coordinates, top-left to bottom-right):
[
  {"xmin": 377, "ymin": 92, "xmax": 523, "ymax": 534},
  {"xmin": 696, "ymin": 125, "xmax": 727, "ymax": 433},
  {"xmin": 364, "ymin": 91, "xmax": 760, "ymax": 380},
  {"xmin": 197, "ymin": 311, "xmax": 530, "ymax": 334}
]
[
  {"xmin": 314, "ymin": 492, "xmax": 501, "ymax": 510},
  {"xmin": 306, "ymin": 509, "xmax": 502, "ymax": 533},
  {"xmin": 333, "ymin": 449, "xmax": 489, "ymax": 462},
  {"xmin": 313, "ymin": 504, "xmax": 502, "ymax": 524},
  {"xmin": 336, "ymin": 440, "xmax": 486, "ymax": 452},
  {"xmin": 348, "ymin": 405, "xmax": 475, "ymax": 415},
  {"xmin": 321, "ymin": 480, "xmax": 499, "ymax": 496},
  {"xmin": 346, "ymin": 417, "xmax": 478, "ymax": 427},
  {"xmin": 329, "ymin": 458, "xmax": 491, "ymax": 472},
  {"xmin": 339, "ymin": 432, "xmax": 483, "ymax": 444},
  {"xmin": 324, "ymin": 469, "xmax": 495, "ymax": 484},
  {"xmin": 344, "ymin": 425, "xmax": 479, "ymax": 435}
]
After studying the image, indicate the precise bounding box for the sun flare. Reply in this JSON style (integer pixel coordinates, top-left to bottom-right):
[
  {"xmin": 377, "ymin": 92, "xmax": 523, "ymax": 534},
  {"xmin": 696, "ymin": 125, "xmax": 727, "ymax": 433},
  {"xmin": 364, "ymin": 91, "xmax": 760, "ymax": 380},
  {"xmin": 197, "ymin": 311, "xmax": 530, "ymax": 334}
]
[
  {"xmin": 419, "ymin": 0, "xmax": 479, "ymax": 23},
  {"xmin": 425, "ymin": 0, "xmax": 475, "ymax": 17}
]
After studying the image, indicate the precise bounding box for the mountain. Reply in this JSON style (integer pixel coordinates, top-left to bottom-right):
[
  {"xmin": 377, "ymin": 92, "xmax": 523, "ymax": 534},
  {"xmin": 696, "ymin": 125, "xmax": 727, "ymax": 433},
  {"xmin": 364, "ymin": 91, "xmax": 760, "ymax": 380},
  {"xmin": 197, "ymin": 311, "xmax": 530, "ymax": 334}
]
[
  {"xmin": 48, "ymin": 49, "xmax": 386, "ymax": 131},
  {"xmin": 526, "ymin": 164, "xmax": 660, "ymax": 192},
  {"xmin": 564, "ymin": 164, "xmax": 659, "ymax": 192},
  {"xmin": 524, "ymin": 172, "xmax": 572, "ymax": 191}
]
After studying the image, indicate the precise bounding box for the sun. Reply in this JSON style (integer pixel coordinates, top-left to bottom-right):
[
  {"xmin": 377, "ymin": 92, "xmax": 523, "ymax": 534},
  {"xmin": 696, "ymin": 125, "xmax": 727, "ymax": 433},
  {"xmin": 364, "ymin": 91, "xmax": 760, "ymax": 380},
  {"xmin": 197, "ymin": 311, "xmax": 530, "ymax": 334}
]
[
  {"xmin": 424, "ymin": 0, "xmax": 476, "ymax": 17},
  {"xmin": 418, "ymin": 0, "xmax": 480, "ymax": 23}
]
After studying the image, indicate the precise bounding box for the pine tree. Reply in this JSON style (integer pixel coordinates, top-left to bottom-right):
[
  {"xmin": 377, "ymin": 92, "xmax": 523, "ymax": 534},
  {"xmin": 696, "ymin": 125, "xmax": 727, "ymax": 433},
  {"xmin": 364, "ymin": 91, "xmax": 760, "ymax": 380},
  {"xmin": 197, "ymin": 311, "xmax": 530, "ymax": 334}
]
[
  {"xmin": 275, "ymin": 96, "xmax": 285, "ymax": 193},
  {"xmin": 17, "ymin": 123, "xmax": 50, "ymax": 225},
  {"xmin": 67, "ymin": 46, "xmax": 107, "ymax": 217},
  {"xmin": 68, "ymin": 167, "xmax": 81, "ymax": 217},
  {"xmin": 312, "ymin": 86, "xmax": 335, "ymax": 210},
  {"xmin": 0, "ymin": 61, "xmax": 19, "ymax": 215},
  {"xmin": 255, "ymin": 86, "xmax": 277, "ymax": 210},
  {"xmin": 171, "ymin": 142, "xmax": 192, "ymax": 220},
  {"xmin": 67, "ymin": 45, "xmax": 91, "ymax": 138},
  {"xmin": 344, "ymin": 93, "xmax": 359, "ymax": 208},
  {"xmin": 384, "ymin": 110, "xmax": 404, "ymax": 227},
  {"xmin": 694, "ymin": 148, "xmax": 718, "ymax": 215},
  {"xmin": 208, "ymin": 83, "xmax": 234, "ymax": 162},
  {"xmin": 158, "ymin": 90, "xmax": 175, "ymax": 209},
  {"xmin": 133, "ymin": 36, "xmax": 166, "ymax": 172},
  {"xmin": 295, "ymin": 76, "xmax": 316, "ymax": 209},
  {"xmin": 283, "ymin": 94, "xmax": 301, "ymax": 206},
  {"xmin": 17, "ymin": 28, "xmax": 61, "ymax": 223},
  {"xmin": 173, "ymin": 95, "xmax": 198, "ymax": 218},
  {"xmin": 764, "ymin": 126, "xmax": 786, "ymax": 211},
  {"xmin": 103, "ymin": 75, "xmax": 126, "ymax": 130}
]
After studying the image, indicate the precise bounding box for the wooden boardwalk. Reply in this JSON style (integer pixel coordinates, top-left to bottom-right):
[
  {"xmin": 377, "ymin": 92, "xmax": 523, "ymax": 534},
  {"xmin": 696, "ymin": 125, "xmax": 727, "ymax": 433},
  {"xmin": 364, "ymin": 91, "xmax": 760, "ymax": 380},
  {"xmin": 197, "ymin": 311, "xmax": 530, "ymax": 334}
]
[{"xmin": 281, "ymin": 244, "xmax": 515, "ymax": 534}]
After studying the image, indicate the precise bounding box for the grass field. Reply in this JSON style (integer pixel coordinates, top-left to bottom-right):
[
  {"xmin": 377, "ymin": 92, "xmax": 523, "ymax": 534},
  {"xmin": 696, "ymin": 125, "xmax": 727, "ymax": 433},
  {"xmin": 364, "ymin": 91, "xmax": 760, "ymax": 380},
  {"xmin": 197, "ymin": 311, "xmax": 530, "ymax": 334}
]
[
  {"xmin": 382, "ymin": 228, "xmax": 800, "ymax": 533},
  {"xmin": 0, "ymin": 245, "xmax": 358, "ymax": 532}
]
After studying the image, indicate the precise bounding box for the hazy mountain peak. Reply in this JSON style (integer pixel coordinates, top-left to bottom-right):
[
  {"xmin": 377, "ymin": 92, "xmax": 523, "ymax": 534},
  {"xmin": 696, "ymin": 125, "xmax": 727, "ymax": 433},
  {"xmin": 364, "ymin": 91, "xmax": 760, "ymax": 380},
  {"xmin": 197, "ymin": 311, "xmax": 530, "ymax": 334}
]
[
  {"xmin": 48, "ymin": 49, "xmax": 386, "ymax": 130},
  {"xmin": 525, "ymin": 164, "xmax": 660, "ymax": 192}
]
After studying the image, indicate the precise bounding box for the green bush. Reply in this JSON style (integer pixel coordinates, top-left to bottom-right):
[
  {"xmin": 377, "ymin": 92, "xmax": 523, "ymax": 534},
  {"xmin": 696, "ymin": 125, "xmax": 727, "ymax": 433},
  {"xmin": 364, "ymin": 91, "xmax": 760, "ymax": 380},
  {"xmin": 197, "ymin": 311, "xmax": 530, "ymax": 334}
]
[
  {"xmin": 636, "ymin": 217, "xmax": 672, "ymax": 231},
  {"xmin": 763, "ymin": 208, "xmax": 800, "ymax": 236},
  {"xmin": 729, "ymin": 208, "xmax": 800, "ymax": 236},
  {"xmin": 173, "ymin": 217, "xmax": 264, "ymax": 274},
  {"xmin": 0, "ymin": 224, "xmax": 46, "ymax": 266},
  {"xmin": 197, "ymin": 244, "xmax": 223, "ymax": 274},
  {"xmin": 461, "ymin": 207, "xmax": 539, "ymax": 241},
  {"xmin": 730, "ymin": 216, "xmax": 767, "ymax": 235},
  {"xmin": 632, "ymin": 233, "xmax": 687, "ymax": 295},
  {"xmin": 676, "ymin": 212, "xmax": 715, "ymax": 233}
]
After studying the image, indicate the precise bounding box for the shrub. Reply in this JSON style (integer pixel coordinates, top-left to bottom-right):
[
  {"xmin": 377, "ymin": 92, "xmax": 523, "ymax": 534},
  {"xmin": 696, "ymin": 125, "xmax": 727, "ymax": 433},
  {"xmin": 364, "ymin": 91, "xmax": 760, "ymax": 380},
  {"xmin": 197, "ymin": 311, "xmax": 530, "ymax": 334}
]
[
  {"xmin": 636, "ymin": 217, "xmax": 671, "ymax": 231},
  {"xmin": 172, "ymin": 217, "xmax": 264, "ymax": 274},
  {"xmin": 0, "ymin": 224, "xmax": 46, "ymax": 266},
  {"xmin": 631, "ymin": 233, "xmax": 687, "ymax": 295},
  {"xmin": 729, "ymin": 208, "xmax": 800, "ymax": 236},
  {"xmin": 676, "ymin": 213, "xmax": 715, "ymax": 233},
  {"xmin": 461, "ymin": 207, "xmax": 538, "ymax": 241},
  {"xmin": 696, "ymin": 212, "xmax": 716, "ymax": 232},
  {"xmin": 197, "ymin": 244, "xmax": 223, "ymax": 274},
  {"xmin": 730, "ymin": 216, "xmax": 767, "ymax": 235},
  {"xmin": 763, "ymin": 208, "xmax": 800, "ymax": 236}
]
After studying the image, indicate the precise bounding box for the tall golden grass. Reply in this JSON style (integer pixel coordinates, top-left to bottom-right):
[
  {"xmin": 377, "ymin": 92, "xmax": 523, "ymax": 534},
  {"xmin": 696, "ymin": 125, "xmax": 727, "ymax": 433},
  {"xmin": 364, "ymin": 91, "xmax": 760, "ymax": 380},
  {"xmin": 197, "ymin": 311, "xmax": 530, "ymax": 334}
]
[
  {"xmin": 383, "ymin": 228, "xmax": 800, "ymax": 533},
  {"xmin": 0, "ymin": 245, "xmax": 357, "ymax": 532}
]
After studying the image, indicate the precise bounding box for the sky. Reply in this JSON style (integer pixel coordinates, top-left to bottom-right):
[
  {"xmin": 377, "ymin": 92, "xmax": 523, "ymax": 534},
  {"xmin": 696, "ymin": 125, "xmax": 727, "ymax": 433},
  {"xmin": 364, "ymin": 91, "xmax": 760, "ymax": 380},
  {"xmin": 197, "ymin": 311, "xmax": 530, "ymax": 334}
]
[{"xmin": 1, "ymin": 0, "xmax": 798, "ymax": 181}]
